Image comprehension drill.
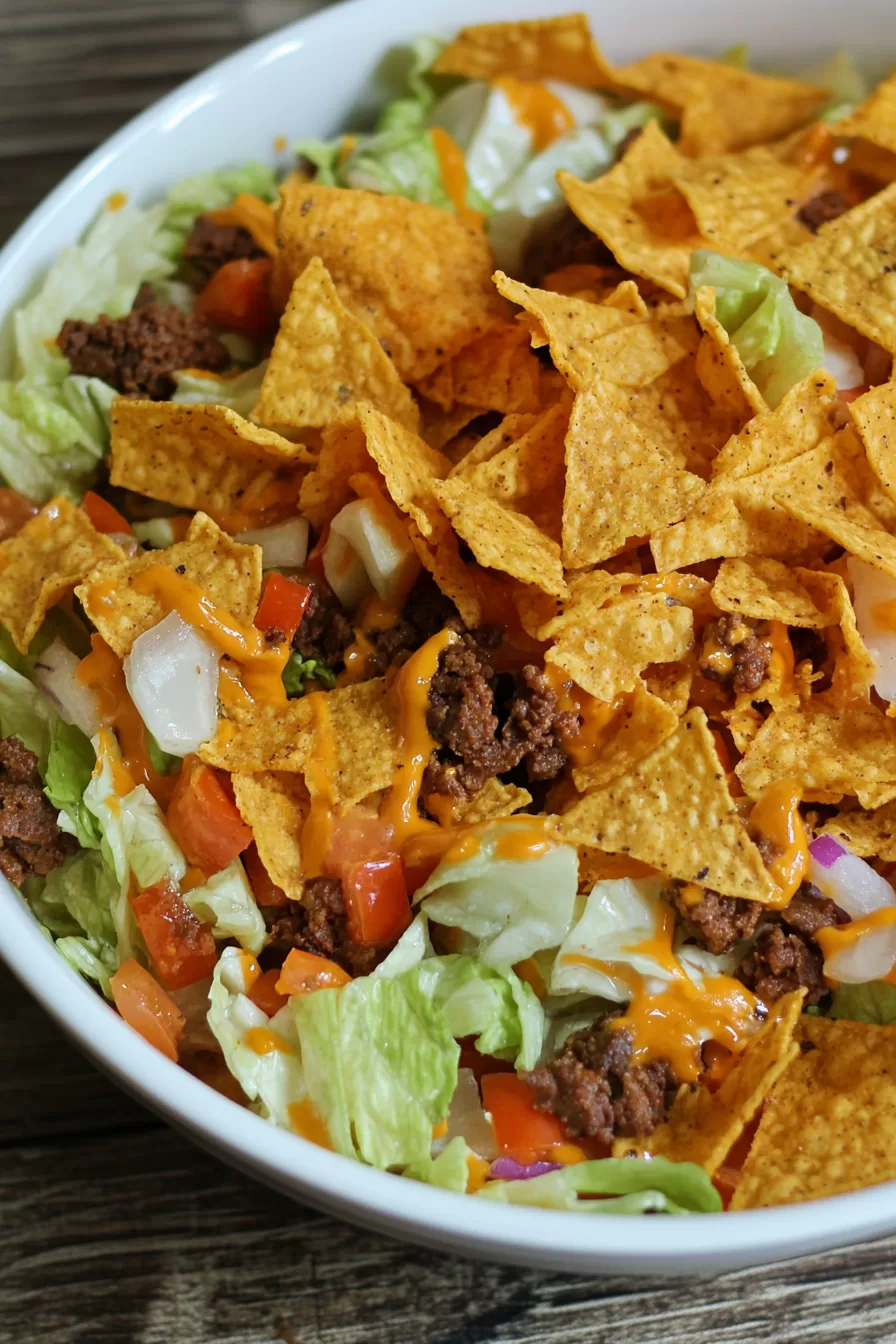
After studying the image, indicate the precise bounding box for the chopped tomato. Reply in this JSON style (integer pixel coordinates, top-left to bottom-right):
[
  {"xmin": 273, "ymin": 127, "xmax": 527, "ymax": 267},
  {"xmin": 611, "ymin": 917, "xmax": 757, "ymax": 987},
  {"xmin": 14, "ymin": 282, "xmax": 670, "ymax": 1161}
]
[
  {"xmin": 480, "ymin": 1073, "xmax": 569, "ymax": 1161},
  {"xmin": 254, "ymin": 572, "xmax": 312, "ymax": 642},
  {"xmin": 275, "ymin": 947, "xmax": 351, "ymax": 996},
  {"xmin": 81, "ymin": 490, "xmax": 132, "ymax": 535},
  {"xmin": 131, "ymin": 881, "xmax": 218, "ymax": 990},
  {"xmin": 194, "ymin": 257, "xmax": 278, "ymax": 340},
  {"xmin": 110, "ymin": 957, "xmax": 186, "ymax": 1060},
  {"xmin": 243, "ymin": 841, "xmax": 288, "ymax": 906},
  {"xmin": 838, "ymin": 385, "xmax": 869, "ymax": 403},
  {"xmin": 342, "ymin": 856, "xmax": 411, "ymax": 947},
  {"xmin": 0, "ymin": 488, "xmax": 37, "ymax": 541},
  {"xmin": 248, "ymin": 967, "xmax": 290, "ymax": 1017},
  {"xmin": 459, "ymin": 1038, "xmax": 516, "ymax": 1083},
  {"xmin": 323, "ymin": 806, "xmax": 396, "ymax": 875},
  {"xmin": 166, "ymin": 755, "xmax": 252, "ymax": 873}
]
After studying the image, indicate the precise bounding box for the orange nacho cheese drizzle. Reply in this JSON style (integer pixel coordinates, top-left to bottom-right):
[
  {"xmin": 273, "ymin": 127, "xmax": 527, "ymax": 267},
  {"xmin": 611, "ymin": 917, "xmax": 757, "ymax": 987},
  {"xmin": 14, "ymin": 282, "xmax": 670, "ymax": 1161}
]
[
  {"xmin": 78, "ymin": 636, "xmax": 173, "ymax": 804},
  {"xmin": 300, "ymin": 691, "xmax": 338, "ymax": 879},
  {"xmin": 749, "ymin": 778, "xmax": 810, "ymax": 908},
  {"xmin": 493, "ymin": 76, "xmax": 575, "ymax": 150}
]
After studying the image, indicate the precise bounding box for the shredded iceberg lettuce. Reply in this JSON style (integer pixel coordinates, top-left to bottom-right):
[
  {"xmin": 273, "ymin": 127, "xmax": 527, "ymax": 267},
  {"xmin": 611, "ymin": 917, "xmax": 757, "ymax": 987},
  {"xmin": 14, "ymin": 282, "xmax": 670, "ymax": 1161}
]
[
  {"xmin": 403, "ymin": 1135, "xmax": 474, "ymax": 1192},
  {"xmin": 828, "ymin": 980, "xmax": 896, "ymax": 1024},
  {"xmin": 25, "ymin": 850, "xmax": 120, "ymax": 995},
  {"xmin": 156, "ymin": 162, "xmax": 279, "ymax": 263},
  {"xmin": 477, "ymin": 1156, "xmax": 722, "ymax": 1213},
  {"xmin": 183, "ymin": 859, "xmax": 266, "ymax": 954},
  {"xmin": 170, "ymin": 362, "xmax": 268, "ymax": 416}
]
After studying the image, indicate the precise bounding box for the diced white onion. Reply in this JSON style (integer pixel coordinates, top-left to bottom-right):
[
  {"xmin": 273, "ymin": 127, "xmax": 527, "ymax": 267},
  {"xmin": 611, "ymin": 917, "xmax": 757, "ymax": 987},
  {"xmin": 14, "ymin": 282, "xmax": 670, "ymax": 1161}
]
[
  {"xmin": 808, "ymin": 834, "xmax": 896, "ymax": 983},
  {"xmin": 236, "ymin": 517, "xmax": 309, "ymax": 569},
  {"xmin": 328, "ymin": 498, "xmax": 418, "ymax": 603},
  {"xmin": 32, "ymin": 638, "xmax": 102, "ymax": 738},
  {"xmin": 811, "ymin": 304, "xmax": 865, "ymax": 390},
  {"xmin": 123, "ymin": 611, "xmax": 219, "ymax": 756},
  {"xmin": 107, "ymin": 532, "xmax": 141, "ymax": 557},
  {"xmin": 825, "ymin": 924, "xmax": 896, "ymax": 984},
  {"xmin": 437, "ymin": 1067, "xmax": 498, "ymax": 1161},
  {"xmin": 321, "ymin": 529, "xmax": 374, "ymax": 610},
  {"xmin": 848, "ymin": 556, "xmax": 896, "ymax": 702},
  {"xmin": 809, "ymin": 842, "xmax": 896, "ymax": 920}
]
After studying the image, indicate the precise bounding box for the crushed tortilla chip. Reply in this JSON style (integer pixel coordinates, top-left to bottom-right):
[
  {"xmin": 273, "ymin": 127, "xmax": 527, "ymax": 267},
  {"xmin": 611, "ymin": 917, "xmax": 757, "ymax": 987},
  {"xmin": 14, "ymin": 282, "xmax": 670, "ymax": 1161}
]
[
  {"xmin": 0, "ymin": 497, "xmax": 124, "ymax": 654},
  {"xmin": 408, "ymin": 520, "xmax": 485, "ymax": 630},
  {"xmin": 779, "ymin": 183, "xmax": 896, "ymax": 355},
  {"xmin": 737, "ymin": 703, "xmax": 896, "ymax": 809},
  {"xmin": 571, "ymin": 684, "xmax": 679, "ymax": 794},
  {"xmin": 711, "ymin": 371, "xmax": 838, "ymax": 480},
  {"xmin": 674, "ymin": 148, "xmax": 816, "ymax": 253},
  {"xmin": 109, "ymin": 400, "xmax": 315, "ymax": 530},
  {"xmin": 463, "ymin": 402, "xmax": 568, "ymax": 542},
  {"xmin": 545, "ymin": 590, "xmax": 694, "ymax": 702},
  {"xmin": 850, "ymin": 381, "xmax": 896, "ymax": 507},
  {"xmin": 835, "ymin": 70, "xmax": 896, "ymax": 157},
  {"xmin": 821, "ymin": 798, "xmax": 896, "ymax": 862},
  {"xmin": 358, "ymin": 406, "xmax": 450, "ymax": 539},
  {"xmin": 559, "ymin": 707, "xmax": 775, "ymax": 900},
  {"xmin": 643, "ymin": 658, "xmax": 694, "ymax": 717},
  {"xmin": 232, "ymin": 771, "xmax": 308, "ymax": 901},
  {"xmin": 449, "ymin": 413, "xmax": 541, "ymax": 479},
  {"xmin": 272, "ymin": 180, "xmax": 503, "ymax": 382},
  {"xmin": 298, "ymin": 424, "xmax": 371, "ymax": 531},
  {"xmin": 558, "ymin": 123, "xmax": 708, "ymax": 299},
  {"xmin": 255, "ymin": 257, "xmax": 419, "ymax": 434},
  {"xmin": 616, "ymin": 989, "xmax": 804, "ymax": 1173},
  {"xmin": 76, "ymin": 512, "xmax": 261, "ymax": 657},
  {"xmin": 439, "ymin": 777, "xmax": 532, "ymax": 826},
  {"xmin": 433, "ymin": 475, "xmax": 567, "ymax": 598},
  {"xmin": 711, "ymin": 557, "xmax": 829, "ymax": 627},
  {"xmin": 432, "ymin": 13, "xmax": 615, "ymax": 85},
  {"xmin": 562, "ymin": 382, "xmax": 706, "ymax": 567},
  {"xmin": 614, "ymin": 356, "xmax": 740, "ymax": 475},
  {"xmin": 731, "ymin": 1016, "xmax": 896, "ymax": 1208},
  {"xmin": 694, "ymin": 286, "xmax": 766, "ymax": 420},
  {"xmin": 416, "ymin": 324, "xmax": 543, "ymax": 416}
]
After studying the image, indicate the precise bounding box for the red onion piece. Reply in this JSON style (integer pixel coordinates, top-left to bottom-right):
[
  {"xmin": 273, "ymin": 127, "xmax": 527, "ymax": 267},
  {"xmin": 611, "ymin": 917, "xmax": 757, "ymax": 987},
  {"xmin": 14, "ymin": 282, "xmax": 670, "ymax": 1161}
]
[
  {"xmin": 489, "ymin": 1157, "xmax": 563, "ymax": 1181},
  {"xmin": 809, "ymin": 835, "xmax": 847, "ymax": 870}
]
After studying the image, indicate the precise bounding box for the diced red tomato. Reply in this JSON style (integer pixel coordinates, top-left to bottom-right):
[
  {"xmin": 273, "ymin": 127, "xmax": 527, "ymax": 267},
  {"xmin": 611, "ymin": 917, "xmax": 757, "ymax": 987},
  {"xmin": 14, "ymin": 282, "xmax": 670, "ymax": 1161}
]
[
  {"xmin": 248, "ymin": 967, "xmax": 290, "ymax": 1017},
  {"xmin": 166, "ymin": 755, "xmax": 253, "ymax": 873},
  {"xmin": 458, "ymin": 1038, "xmax": 516, "ymax": 1084},
  {"xmin": 0, "ymin": 488, "xmax": 38, "ymax": 542},
  {"xmin": 81, "ymin": 490, "xmax": 133, "ymax": 535},
  {"xmin": 254, "ymin": 572, "xmax": 312, "ymax": 642},
  {"xmin": 110, "ymin": 957, "xmax": 186, "ymax": 1060},
  {"xmin": 342, "ymin": 856, "xmax": 411, "ymax": 947},
  {"xmin": 837, "ymin": 385, "xmax": 869, "ymax": 403},
  {"xmin": 275, "ymin": 948, "xmax": 351, "ymax": 996},
  {"xmin": 194, "ymin": 258, "xmax": 278, "ymax": 340},
  {"xmin": 243, "ymin": 842, "xmax": 288, "ymax": 906},
  {"xmin": 131, "ymin": 881, "xmax": 218, "ymax": 990},
  {"xmin": 480, "ymin": 1073, "xmax": 569, "ymax": 1160},
  {"xmin": 323, "ymin": 807, "xmax": 396, "ymax": 875}
]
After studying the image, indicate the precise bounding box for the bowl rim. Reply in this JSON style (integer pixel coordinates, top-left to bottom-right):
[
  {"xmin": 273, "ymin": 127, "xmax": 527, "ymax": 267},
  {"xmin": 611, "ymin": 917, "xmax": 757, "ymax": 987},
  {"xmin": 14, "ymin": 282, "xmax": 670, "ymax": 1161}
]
[{"xmin": 1, "ymin": 0, "xmax": 895, "ymax": 1272}]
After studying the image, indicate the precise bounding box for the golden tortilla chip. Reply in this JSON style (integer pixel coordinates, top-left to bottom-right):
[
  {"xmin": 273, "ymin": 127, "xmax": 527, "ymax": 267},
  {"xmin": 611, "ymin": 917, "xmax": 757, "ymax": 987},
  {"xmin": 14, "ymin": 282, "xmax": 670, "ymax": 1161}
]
[
  {"xmin": 571, "ymin": 684, "xmax": 679, "ymax": 794},
  {"xmin": 232, "ymin": 771, "xmax": 308, "ymax": 901},
  {"xmin": 358, "ymin": 406, "xmax": 450, "ymax": 538},
  {"xmin": 674, "ymin": 148, "xmax": 816, "ymax": 253},
  {"xmin": 297, "ymin": 424, "xmax": 371, "ymax": 531},
  {"xmin": 835, "ymin": 69, "xmax": 896, "ymax": 156},
  {"xmin": 202, "ymin": 679, "xmax": 399, "ymax": 809},
  {"xmin": 821, "ymin": 799, "xmax": 896, "ymax": 861},
  {"xmin": 737, "ymin": 703, "xmax": 896, "ymax": 809},
  {"xmin": 538, "ymin": 569, "xmax": 635, "ymax": 641},
  {"xmin": 109, "ymin": 400, "xmax": 314, "ymax": 530},
  {"xmin": 432, "ymin": 14, "xmax": 614, "ymax": 85},
  {"xmin": 731, "ymin": 1016, "xmax": 896, "ymax": 1208},
  {"xmin": 76, "ymin": 512, "xmax": 261, "ymax": 657},
  {"xmin": 408, "ymin": 520, "xmax": 486, "ymax": 630},
  {"xmin": 694, "ymin": 286, "xmax": 766, "ymax": 420},
  {"xmin": 615, "ymin": 357, "xmax": 740, "ymax": 475},
  {"xmin": 418, "ymin": 401, "xmax": 489, "ymax": 453},
  {"xmin": 0, "ymin": 497, "xmax": 124, "ymax": 654},
  {"xmin": 711, "ymin": 371, "xmax": 838, "ymax": 480},
  {"xmin": 546, "ymin": 591, "xmax": 694, "ymax": 703},
  {"xmin": 779, "ymin": 183, "xmax": 896, "ymax": 355},
  {"xmin": 559, "ymin": 707, "xmax": 775, "ymax": 900},
  {"xmin": 439, "ymin": 778, "xmax": 532, "ymax": 826},
  {"xmin": 797, "ymin": 568, "xmax": 877, "ymax": 705},
  {"xmin": 449, "ymin": 413, "xmax": 541, "ymax": 478},
  {"xmin": 272, "ymin": 181, "xmax": 503, "ymax": 383},
  {"xmin": 747, "ymin": 215, "xmax": 815, "ymax": 274},
  {"xmin": 255, "ymin": 257, "xmax": 419, "ymax": 434},
  {"xmin": 711, "ymin": 557, "xmax": 829, "ymax": 627},
  {"xmin": 562, "ymin": 382, "xmax": 706, "ymax": 567},
  {"xmin": 615, "ymin": 53, "xmax": 825, "ymax": 156},
  {"xmin": 433, "ymin": 475, "xmax": 567, "ymax": 598},
  {"xmin": 642, "ymin": 658, "xmax": 695, "ymax": 717},
  {"xmin": 463, "ymin": 402, "xmax": 568, "ymax": 542},
  {"xmin": 558, "ymin": 123, "xmax": 708, "ymax": 298},
  {"xmin": 850, "ymin": 381, "xmax": 896, "ymax": 506},
  {"xmin": 416, "ymin": 324, "xmax": 543, "ymax": 417},
  {"xmin": 617, "ymin": 989, "xmax": 804, "ymax": 1173}
]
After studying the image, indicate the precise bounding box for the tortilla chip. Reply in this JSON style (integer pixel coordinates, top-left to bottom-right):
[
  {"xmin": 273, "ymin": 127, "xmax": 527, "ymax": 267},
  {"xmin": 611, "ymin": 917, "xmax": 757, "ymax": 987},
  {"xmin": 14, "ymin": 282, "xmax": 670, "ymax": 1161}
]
[
  {"xmin": 0, "ymin": 497, "xmax": 124, "ymax": 654},
  {"xmin": 449, "ymin": 413, "xmax": 541, "ymax": 479},
  {"xmin": 463, "ymin": 402, "xmax": 568, "ymax": 542},
  {"xmin": 538, "ymin": 569, "xmax": 634, "ymax": 641},
  {"xmin": 747, "ymin": 216, "xmax": 815, "ymax": 274},
  {"xmin": 615, "ymin": 357, "xmax": 741, "ymax": 475},
  {"xmin": 558, "ymin": 123, "xmax": 707, "ymax": 298},
  {"xmin": 559, "ymin": 708, "xmax": 775, "ymax": 900},
  {"xmin": 546, "ymin": 591, "xmax": 694, "ymax": 702},
  {"xmin": 357, "ymin": 406, "xmax": 450, "ymax": 538},
  {"xmin": 835, "ymin": 69, "xmax": 896, "ymax": 156},
  {"xmin": 797, "ymin": 568, "xmax": 877, "ymax": 705},
  {"xmin": 232, "ymin": 771, "xmax": 308, "ymax": 901},
  {"xmin": 442, "ymin": 778, "xmax": 532, "ymax": 826},
  {"xmin": 779, "ymin": 183, "xmax": 896, "ymax": 355},
  {"xmin": 418, "ymin": 401, "xmax": 489, "ymax": 453},
  {"xmin": 408, "ymin": 520, "xmax": 485, "ymax": 630},
  {"xmin": 615, "ymin": 53, "xmax": 825, "ymax": 156},
  {"xmin": 731, "ymin": 1016, "xmax": 896, "ymax": 1208},
  {"xmin": 76, "ymin": 512, "xmax": 261, "ymax": 657},
  {"xmin": 821, "ymin": 799, "xmax": 896, "ymax": 862},
  {"xmin": 571, "ymin": 684, "xmax": 679, "ymax": 794},
  {"xmin": 562, "ymin": 382, "xmax": 706, "ymax": 567},
  {"xmin": 617, "ymin": 990, "xmax": 804, "ymax": 1173},
  {"xmin": 416, "ymin": 324, "xmax": 543, "ymax": 417},
  {"xmin": 850, "ymin": 381, "xmax": 896, "ymax": 507},
  {"xmin": 432, "ymin": 14, "xmax": 615, "ymax": 85},
  {"xmin": 711, "ymin": 371, "xmax": 838, "ymax": 480},
  {"xmin": 674, "ymin": 148, "xmax": 816, "ymax": 253},
  {"xmin": 694, "ymin": 287, "xmax": 766, "ymax": 420},
  {"xmin": 272, "ymin": 181, "xmax": 502, "ymax": 383},
  {"xmin": 202, "ymin": 679, "xmax": 399, "ymax": 807},
  {"xmin": 711, "ymin": 557, "xmax": 829, "ymax": 627},
  {"xmin": 433, "ymin": 475, "xmax": 567, "ymax": 598},
  {"xmin": 109, "ymin": 400, "xmax": 315, "ymax": 529},
  {"xmin": 642, "ymin": 659, "xmax": 695, "ymax": 717},
  {"xmin": 255, "ymin": 257, "xmax": 418, "ymax": 434},
  {"xmin": 736, "ymin": 703, "xmax": 896, "ymax": 809},
  {"xmin": 298, "ymin": 423, "xmax": 371, "ymax": 531}
]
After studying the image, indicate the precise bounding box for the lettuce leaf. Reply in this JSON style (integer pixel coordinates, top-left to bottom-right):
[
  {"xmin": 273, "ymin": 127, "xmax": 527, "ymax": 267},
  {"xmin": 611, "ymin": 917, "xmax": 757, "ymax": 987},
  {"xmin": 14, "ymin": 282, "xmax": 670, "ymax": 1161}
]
[
  {"xmin": 689, "ymin": 251, "xmax": 823, "ymax": 408},
  {"xmin": 550, "ymin": 877, "xmax": 670, "ymax": 1002},
  {"xmin": 415, "ymin": 954, "xmax": 544, "ymax": 1069},
  {"xmin": 403, "ymin": 1135, "xmax": 473, "ymax": 1192},
  {"xmin": 828, "ymin": 980, "xmax": 896, "ymax": 1024},
  {"xmin": 170, "ymin": 362, "xmax": 268, "ymax": 416},
  {"xmin": 477, "ymin": 1156, "xmax": 722, "ymax": 1213},
  {"xmin": 44, "ymin": 719, "xmax": 101, "ymax": 848},
  {"xmin": 598, "ymin": 100, "xmax": 666, "ymax": 151},
  {"xmin": 25, "ymin": 850, "xmax": 120, "ymax": 995},
  {"xmin": 282, "ymin": 654, "xmax": 337, "ymax": 697},
  {"xmin": 183, "ymin": 859, "xmax": 266, "ymax": 954}
]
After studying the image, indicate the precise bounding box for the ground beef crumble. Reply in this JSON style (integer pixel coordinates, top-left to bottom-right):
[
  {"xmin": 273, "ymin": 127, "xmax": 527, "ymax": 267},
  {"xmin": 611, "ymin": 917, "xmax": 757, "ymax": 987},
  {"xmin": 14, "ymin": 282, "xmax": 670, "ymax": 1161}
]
[
  {"xmin": 263, "ymin": 877, "xmax": 377, "ymax": 977},
  {"xmin": 698, "ymin": 613, "xmax": 773, "ymax": 696},
  {"xmin": 522, "ymin": 206, "xmax": 620, "ymax": 285},
  {"xmin": 797, "ymin": 190, "xmax": 851, "ymax": 234},
  {"xmin": 182, "ymin": 214, "xmax": 266, "ymax": 286},
  {"xmin": 57, "ymin": 284, "xmax": 230, "ymax": 400},
  {"xmin": 363, "ymin": 574, "xmax": 465, "ymax": 679},
  {"xmin": 0, "ymin": 737, "xmax": 74, "ymax": 887},
  {"xmin": 667, "ymin": 882, "xmax": 763, "ymax": 956},
  {"xmin": 737, "ymin": 882, "xmax": 841, "ymax": 1006},
  {"xmin": 292, "ymin": 577, "xmax": 354, "ymax": 671},
  {"xmin": 525, "ymin": 1024, "xmax": 678, "ymax": 1144}
]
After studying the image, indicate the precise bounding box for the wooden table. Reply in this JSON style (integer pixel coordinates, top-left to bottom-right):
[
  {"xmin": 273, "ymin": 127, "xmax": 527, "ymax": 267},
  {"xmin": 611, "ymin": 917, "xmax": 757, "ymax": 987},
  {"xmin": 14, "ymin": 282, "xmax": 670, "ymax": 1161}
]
[{"xmin": 3, "ymin": 4, "xmax": 896, "ymax": 1340}]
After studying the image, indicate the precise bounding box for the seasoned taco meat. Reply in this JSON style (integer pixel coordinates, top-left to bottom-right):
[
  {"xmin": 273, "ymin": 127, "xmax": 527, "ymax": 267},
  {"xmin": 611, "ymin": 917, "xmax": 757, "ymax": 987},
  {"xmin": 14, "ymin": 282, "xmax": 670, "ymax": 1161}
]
[
  {"xmin": 502, "ymin": 666, "xmax": 579, "ymax": 783},
  {"xmin": 292, "ymin": 578, "xmax": 354, "ymax": 671},
  {"xmin": 182, "ymin": 214, "xmax": 266, "ymax": 286},
  {"xmin": 0, "ymin": 737, "xmax": 74, "ymax": 887},
  {"xmin": 667, "ymin": 882, "xmax": 763, "ymax": 956},
  {"xmin": 522, "ymin": 206, "xmax": 619, "ymax": 285},
  {"xmin": 264, "ymin": 877, "xmax": 377, "ymax": 977},
  {"xmin": 698, "ymin": 613, "xmax": 772, "ymax": 696},
  {"xmin": 363, "ymin": 574, "xmax": 465, "ymax": 679},
  {"xmin": 736, "ymin": 882, "xmax": 840, "ymax": 1006},
  {"xmin": 797, "ymin": 189, "xmax": 850, "ymax": 234}
]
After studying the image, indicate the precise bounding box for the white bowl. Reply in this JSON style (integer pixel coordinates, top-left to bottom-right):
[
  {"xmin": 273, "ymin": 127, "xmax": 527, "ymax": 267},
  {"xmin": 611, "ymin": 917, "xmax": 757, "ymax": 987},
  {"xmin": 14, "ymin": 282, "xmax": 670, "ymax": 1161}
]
[{"xmin": 2, "ymin": 0, "xmax": 896, "ymax": 1276}]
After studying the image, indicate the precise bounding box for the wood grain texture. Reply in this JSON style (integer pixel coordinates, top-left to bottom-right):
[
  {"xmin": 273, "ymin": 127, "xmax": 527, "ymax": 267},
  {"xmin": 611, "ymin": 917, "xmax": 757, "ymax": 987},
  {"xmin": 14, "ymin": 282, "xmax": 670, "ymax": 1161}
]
[{"xmin": 4, "ymin": 2, "xmax": 896, "ymax": 1340}]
